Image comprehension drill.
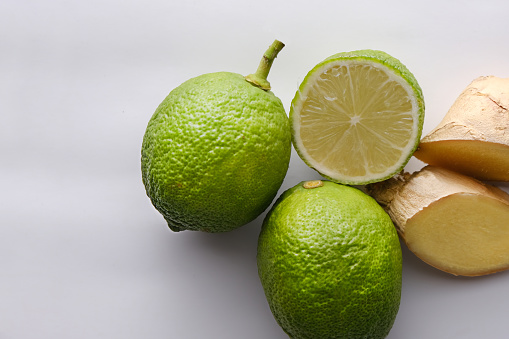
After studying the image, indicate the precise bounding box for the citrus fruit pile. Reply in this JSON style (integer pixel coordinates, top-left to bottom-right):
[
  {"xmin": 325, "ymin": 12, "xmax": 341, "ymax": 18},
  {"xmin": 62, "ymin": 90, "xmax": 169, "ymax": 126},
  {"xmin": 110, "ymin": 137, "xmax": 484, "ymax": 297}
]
[{"xmin": 141, "ymin": 40, "xmax": 425, "ymax": 338}]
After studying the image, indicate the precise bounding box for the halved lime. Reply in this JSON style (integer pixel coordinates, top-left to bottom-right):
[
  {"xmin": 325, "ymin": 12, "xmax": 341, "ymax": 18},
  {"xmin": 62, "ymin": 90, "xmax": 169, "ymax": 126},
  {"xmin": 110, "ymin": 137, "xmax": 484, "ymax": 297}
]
[{"xmin": 290, "ymin": 50, "xmax": 425, "ymax": 185}]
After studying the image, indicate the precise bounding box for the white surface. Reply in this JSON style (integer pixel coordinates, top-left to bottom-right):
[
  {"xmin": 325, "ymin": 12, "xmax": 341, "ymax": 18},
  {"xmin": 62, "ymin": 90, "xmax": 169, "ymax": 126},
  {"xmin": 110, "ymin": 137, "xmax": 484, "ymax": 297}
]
[{"xmin": 1, "ymin": 1, "xmax": 509, "ymax": 338}]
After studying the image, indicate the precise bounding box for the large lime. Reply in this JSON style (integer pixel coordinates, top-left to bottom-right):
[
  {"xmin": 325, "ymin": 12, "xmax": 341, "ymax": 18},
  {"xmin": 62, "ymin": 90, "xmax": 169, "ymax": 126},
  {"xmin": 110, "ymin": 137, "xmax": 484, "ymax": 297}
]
[
  {"xmin": 141, "ymin": 40, "xmax": 291, "ymax": 232},
  {"xmin": 257, "ymin": 180, "xmax": 402, "ymax": 339}
]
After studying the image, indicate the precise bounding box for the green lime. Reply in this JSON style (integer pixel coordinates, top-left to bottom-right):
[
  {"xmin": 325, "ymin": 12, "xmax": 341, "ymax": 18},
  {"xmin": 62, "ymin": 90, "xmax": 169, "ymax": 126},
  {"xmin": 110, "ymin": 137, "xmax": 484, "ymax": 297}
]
[
  {"xmin": 257, "ymin": 180, "xmax": 402, "ymax": 339},
  {"xmin": 141, "ymin": 40, "xmax": 291, "ymax": 232},
  {"xmin": 290, "ymin": 50, "xmax": 425, "ymax": 185}
]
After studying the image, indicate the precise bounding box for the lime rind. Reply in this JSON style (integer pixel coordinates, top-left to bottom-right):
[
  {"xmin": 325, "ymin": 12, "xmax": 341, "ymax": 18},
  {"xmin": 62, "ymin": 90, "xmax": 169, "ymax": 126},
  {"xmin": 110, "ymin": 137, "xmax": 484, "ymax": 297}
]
[
  {"xmin": 257, "ymin": 180, "xmax": 402, "ymax": 338},
  {"xmin": 142, "ymin": 72, "xmax": 291, "ymax": 233},
  {"xmin": 290, "ymin": 50, "xmax": 425, "ymax": 185}
]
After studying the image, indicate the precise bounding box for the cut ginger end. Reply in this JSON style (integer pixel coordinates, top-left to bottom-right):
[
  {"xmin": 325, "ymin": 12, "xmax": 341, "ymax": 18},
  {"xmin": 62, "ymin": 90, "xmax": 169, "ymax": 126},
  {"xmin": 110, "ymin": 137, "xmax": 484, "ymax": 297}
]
[
  {"xmin": 367, "ymin": 165, "xmax": 509, "ymax": 277},
  {"xmin": 405, "ymin": 193, "xmax": 509, "ymax": 276},
  {"xmin": 413, "ymin": 75, "xmax": 509, "ymax": 182},
  {"xmin": 414, "ymin": 140, "xmax": 509, "ymax": 182}
]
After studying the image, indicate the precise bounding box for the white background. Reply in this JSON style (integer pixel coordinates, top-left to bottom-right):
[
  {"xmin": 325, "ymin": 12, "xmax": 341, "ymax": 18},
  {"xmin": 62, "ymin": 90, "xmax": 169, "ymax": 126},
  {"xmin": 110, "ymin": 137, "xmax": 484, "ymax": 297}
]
[{"xmin": 1, "ymin": 1, "xmax": 509, "ymax": 338}]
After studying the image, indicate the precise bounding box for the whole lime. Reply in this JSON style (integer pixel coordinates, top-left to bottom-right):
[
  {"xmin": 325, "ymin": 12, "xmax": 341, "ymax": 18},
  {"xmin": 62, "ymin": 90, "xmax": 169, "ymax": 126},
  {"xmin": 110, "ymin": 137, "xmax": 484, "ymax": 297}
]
[
  {"xmin": 257, "ymin": 180, "xmax": 402, "ymax": 339},
  {"xmin": 142, "ymin": 40, "xmax": 291, "ymax": 232}
]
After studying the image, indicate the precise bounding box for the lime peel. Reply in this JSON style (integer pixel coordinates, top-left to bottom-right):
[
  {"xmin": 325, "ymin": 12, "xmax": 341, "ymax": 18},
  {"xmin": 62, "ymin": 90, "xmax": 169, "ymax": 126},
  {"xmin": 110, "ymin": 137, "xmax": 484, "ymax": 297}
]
[
  {"xmin": 141, "ymin": 40, "xmax": 291, "ymax": 233},
  {"xmin": 258, "ymin": 180, "xmax": 402, "ymax": 338}
]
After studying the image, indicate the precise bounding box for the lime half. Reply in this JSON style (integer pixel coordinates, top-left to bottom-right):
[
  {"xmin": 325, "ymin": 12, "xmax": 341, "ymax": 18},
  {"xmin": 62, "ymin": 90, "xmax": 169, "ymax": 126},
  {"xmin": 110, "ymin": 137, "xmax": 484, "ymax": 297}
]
[{"xmin": 290, "ymin": 50, "xmax": 425, "ymax": 185}]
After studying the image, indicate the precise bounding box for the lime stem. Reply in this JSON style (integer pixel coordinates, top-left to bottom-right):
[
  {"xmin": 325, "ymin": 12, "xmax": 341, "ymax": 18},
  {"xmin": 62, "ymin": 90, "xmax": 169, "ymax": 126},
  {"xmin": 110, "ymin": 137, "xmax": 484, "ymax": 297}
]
[
  {"xmin": 303, "ymin": 180, "xmax": 324, "ymax": 189},
  {"xmin": 245, "ymin": 40, "xmax": 285, "ymax": 91}
]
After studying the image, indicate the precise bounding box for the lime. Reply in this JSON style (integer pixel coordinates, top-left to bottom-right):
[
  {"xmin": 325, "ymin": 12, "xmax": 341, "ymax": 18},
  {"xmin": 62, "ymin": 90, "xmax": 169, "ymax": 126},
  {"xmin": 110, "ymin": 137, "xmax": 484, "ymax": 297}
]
[
  {"xmin": 257, "ymin": 180, "xmax": 402, "ymax": 339},
  {"xmin": 141, "ymin": 40, "xmax": 291, "ymax": 232},
  {"xmin": 290, "ymin": 50, "xmax": 425, "ymax": 185}
]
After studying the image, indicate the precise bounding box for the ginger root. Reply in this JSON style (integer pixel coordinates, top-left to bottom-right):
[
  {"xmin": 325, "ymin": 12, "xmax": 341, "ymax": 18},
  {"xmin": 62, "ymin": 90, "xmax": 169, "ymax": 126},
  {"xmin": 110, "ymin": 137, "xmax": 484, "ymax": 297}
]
[
  {"xmin": 366, "ymin": 166, "xmax": 509, "ymax": 276},
  {"xmin": 413, "ymin": 76, "xmax": 509, "ymax": 181}
]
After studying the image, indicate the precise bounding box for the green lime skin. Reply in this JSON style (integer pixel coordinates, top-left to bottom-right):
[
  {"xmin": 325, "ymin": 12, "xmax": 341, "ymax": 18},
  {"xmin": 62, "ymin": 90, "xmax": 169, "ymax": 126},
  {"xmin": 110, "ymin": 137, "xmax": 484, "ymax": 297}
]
[
  {"xmin": 141, "ymin": 72, "xmax": 291, "ymax": 232},
  {"xmin": 257, "ymin": 181, "xmax": 402, "ymax": 339}
]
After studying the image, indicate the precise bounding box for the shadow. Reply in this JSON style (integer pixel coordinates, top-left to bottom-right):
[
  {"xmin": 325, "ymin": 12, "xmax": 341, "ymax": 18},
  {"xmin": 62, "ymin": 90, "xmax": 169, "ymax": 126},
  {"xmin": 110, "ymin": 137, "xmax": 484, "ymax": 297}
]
[
  {"xmin": 400, "ymin": 238, "xmax": 509, "ymax": 284},
  {"xmin": 191, "ymin": 213, "xmax": 264, "ymax": 256},
  {"xmin": 146, "ymin": 210, "xmax": 289, "ymax": 339},
  {"xmin": 400, "ymin": 239, "xmax": 459, "ymax": 281}
]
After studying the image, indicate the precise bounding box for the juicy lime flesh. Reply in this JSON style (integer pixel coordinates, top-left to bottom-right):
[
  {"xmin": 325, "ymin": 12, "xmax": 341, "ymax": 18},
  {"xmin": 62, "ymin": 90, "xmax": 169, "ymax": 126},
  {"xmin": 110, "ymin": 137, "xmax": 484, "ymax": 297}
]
[
  {"xmin": 292, "ymin": 58, "xmax": 422, "ymax": 184},
  {"xmin": 257, "ymin": 181, "xmax": 402, "ymax": 339},
  {"xmin": 142, "ymin": 72, "xmax": 291, "ymax": 232}
]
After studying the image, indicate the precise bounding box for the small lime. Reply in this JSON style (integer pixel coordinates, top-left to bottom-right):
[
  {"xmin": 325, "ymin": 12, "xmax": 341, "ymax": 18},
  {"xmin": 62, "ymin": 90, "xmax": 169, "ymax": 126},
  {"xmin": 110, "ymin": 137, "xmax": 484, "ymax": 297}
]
[{"xmin": 257, "ymin": 180, "xmax": 402, "ymax": 339}]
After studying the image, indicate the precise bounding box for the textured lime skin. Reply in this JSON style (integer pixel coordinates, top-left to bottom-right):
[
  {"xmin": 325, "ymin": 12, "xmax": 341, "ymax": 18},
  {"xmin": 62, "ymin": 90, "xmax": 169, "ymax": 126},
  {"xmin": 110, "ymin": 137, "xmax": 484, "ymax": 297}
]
[
  {"xmin": 290, "ymin": 50, "xmax": 425, "ymax": 185},
  {"xmin": 142, "ymin": 72, "xmax": 291, "ymax": 232},
  {"xmin": 257, "ymin": 181, "xmax": 402, "ymax": 339}
]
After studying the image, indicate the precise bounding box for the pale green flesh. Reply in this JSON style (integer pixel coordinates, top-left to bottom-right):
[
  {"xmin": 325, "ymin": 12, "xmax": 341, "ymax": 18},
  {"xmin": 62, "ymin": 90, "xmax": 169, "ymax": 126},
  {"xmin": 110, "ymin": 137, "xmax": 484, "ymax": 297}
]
[{"xmin": 294, "ymin": 61, "xmax": 419, "ymax": 182}]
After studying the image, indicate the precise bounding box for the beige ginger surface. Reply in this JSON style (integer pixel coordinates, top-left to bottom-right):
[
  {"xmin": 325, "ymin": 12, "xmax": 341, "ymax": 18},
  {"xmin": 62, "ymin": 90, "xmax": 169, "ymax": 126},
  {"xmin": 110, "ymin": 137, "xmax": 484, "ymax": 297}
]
[
  {"xmin": 367, "ymin": 166, "xmax": 509, "ymax": 276},
  {"xmin": 414, "ymin": 76, "xmax": 509, "ymax": 181}
]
